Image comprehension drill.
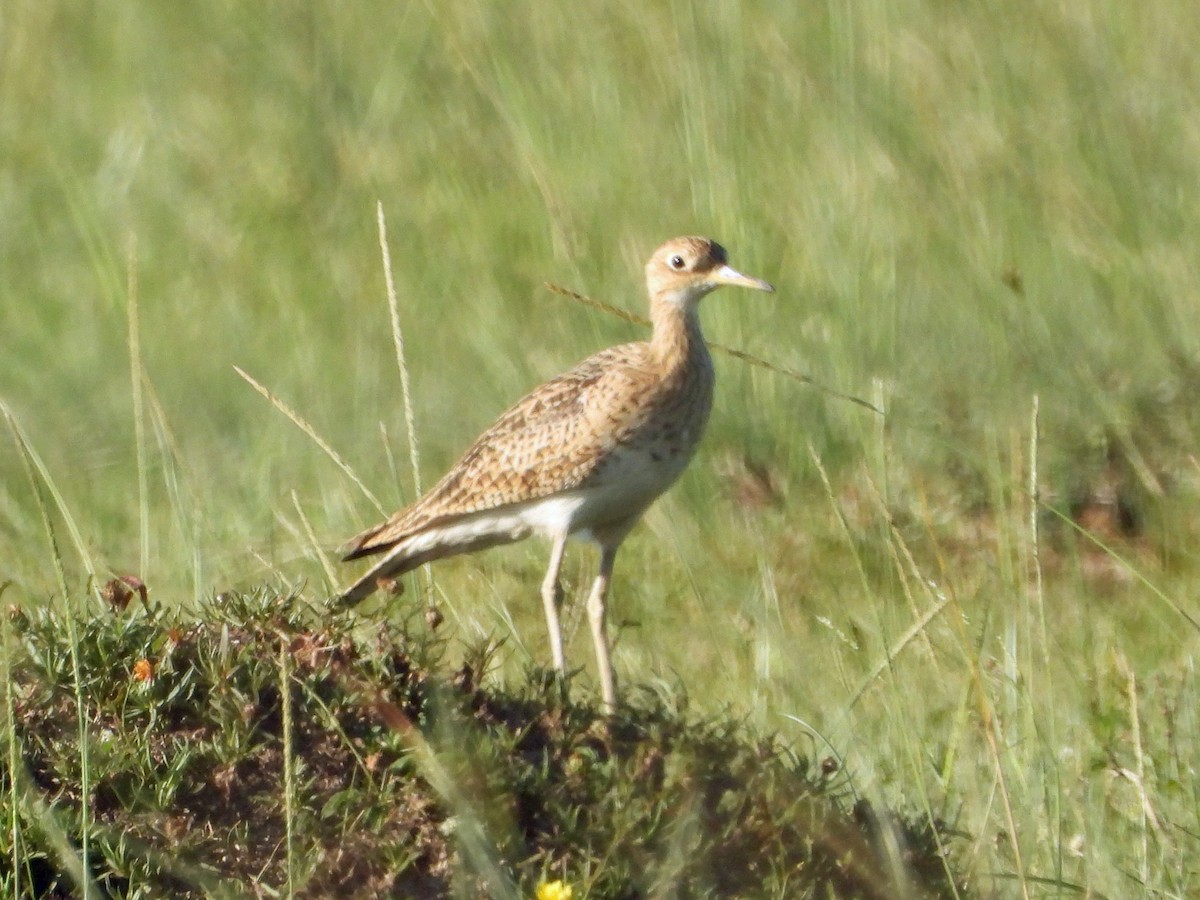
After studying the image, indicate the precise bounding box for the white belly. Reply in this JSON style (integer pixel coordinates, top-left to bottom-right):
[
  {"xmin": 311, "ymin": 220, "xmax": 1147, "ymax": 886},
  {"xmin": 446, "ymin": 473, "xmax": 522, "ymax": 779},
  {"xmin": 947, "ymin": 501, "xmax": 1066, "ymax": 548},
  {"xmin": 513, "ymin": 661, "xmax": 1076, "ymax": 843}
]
[{"xmin": 515, "ymin": 437, "xmax": 696, "ymax": 543}]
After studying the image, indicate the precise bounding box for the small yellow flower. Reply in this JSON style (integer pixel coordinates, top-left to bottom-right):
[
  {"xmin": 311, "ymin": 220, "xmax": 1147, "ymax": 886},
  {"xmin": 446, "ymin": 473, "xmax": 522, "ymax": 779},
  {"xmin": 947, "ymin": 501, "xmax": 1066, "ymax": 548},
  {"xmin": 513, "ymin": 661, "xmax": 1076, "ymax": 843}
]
[
  {"xmin": 536, "ymin": 879, "xmax": 573, "ymax": 900},
  {"xmin": 131, "ymin": 658, "xmax": 154, "ymax": 683}
]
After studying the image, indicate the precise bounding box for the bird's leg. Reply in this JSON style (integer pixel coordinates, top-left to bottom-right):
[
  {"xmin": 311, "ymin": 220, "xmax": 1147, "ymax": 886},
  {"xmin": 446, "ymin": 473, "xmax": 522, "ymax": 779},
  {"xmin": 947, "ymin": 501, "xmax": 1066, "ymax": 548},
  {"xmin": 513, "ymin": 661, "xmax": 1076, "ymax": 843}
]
[
  {"xmin": 586, "ymin": 544, "xmax": 619, "ymax": 713},
  {"xmin": 540, "ymin": 532, "xmax": 569, "ymax": 675}
]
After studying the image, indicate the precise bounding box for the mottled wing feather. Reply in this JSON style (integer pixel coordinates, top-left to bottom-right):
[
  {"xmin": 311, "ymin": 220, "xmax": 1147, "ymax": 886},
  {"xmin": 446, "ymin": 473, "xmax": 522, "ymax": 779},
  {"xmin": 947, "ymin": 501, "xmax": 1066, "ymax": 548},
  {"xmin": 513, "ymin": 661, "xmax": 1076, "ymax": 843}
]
[{"xmin": 344, "ymin": 342, "xmax": 659, "ymax": 558}]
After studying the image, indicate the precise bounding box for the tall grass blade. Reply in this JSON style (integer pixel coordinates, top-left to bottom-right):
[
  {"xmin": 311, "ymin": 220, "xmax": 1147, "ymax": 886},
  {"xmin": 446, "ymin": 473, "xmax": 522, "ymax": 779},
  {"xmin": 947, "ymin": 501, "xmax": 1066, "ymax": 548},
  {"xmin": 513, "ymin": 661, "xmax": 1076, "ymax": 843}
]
[
  {"xmin": 1, "ymin": 582, "xmax": 23, "ymax": 897},
  {"xmin": 4, "ymin": 410, "xmax": 95, "ymax": 897},
  {"xmin": 0, "ymin": 403, "xmax": 99, "ymax": 602},
  {"xmin": 279, "ymin": 639, "xmax": 297, "ymax": 899},
  {"xmin": 364, "ymin": 688, "xmax": 517, "ymax": 898},
  {"xmin": 140, "ymin": 373, "xmax": 205, "ymax": 603},
  {"xmin": 844, "ymin": 590, "xmax": 952, "ymax": 715},
  {"xmin": 1040, "ymin": 502, "xmax": 1200, "ymax": 634},
  {"xmin": 376, "ymin": 202, "xmax": 424, "ymax": 503},
  {"xmin": 291, "ymin": 490, "xmax": 337, "ymax": 591},
  {"xmin": 232, "ymin": 366, "xmax": 385, "ymax": 516},
  {"xmin": 5, "ymin": 758, "xmax": 94, "ymax": 898},
  {"xmin": 126, "ymin": 233, "xmax": 150, "ymax": 579},
  {"xmin": 376, "ymin": 202, "xmax": 435, "ymax": 599}
]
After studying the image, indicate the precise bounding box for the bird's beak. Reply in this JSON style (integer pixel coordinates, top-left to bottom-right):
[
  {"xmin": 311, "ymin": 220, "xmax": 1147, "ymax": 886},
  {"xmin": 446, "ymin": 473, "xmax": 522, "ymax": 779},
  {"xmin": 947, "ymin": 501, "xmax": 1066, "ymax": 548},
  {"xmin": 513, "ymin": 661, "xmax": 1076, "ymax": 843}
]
[{"xmin": 711, "ymin": 264, "xmax": 774, "ymax": 293}]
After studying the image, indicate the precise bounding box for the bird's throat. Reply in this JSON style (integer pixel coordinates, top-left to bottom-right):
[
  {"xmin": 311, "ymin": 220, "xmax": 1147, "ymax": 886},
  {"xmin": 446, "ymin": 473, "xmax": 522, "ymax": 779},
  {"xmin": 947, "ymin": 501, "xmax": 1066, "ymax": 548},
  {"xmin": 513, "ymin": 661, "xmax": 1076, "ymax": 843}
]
[{"xmin": 650, "ymin": 299, "xmax": 708, "ymax": 374}]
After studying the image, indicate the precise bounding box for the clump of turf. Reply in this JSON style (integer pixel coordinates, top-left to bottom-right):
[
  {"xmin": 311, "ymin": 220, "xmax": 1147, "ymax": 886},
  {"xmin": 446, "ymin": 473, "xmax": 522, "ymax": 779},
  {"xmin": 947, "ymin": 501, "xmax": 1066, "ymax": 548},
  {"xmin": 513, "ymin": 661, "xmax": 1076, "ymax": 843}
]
[{"xmin": 1, "ymin": 589, "xmax": 966, "ymax": 898}]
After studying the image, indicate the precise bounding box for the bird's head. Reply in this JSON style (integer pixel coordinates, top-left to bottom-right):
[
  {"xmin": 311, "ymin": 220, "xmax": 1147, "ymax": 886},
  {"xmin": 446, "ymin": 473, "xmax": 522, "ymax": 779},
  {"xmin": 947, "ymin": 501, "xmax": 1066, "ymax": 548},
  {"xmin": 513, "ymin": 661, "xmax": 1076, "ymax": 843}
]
[{"xmin": 645, "ymin": 236, "xmax": 773, "ymax": 309}]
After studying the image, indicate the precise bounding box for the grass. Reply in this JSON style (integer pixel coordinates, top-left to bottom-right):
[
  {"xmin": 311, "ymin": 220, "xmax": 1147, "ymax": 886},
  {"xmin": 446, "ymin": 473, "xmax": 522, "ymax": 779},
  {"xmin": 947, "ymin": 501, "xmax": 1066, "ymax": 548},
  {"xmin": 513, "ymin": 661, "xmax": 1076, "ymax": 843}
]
[{"xmin": 2, "ymin": 0, "xmax": 1200, "ymax": 895}]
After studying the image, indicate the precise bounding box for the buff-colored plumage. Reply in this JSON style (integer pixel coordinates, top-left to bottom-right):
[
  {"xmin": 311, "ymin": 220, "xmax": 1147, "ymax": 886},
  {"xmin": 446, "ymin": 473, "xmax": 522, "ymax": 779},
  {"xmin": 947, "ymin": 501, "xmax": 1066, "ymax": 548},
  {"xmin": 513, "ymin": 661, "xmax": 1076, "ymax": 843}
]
[{"xmin": 338, "ymin": 236, "xmax": 773, "ymax": 711}]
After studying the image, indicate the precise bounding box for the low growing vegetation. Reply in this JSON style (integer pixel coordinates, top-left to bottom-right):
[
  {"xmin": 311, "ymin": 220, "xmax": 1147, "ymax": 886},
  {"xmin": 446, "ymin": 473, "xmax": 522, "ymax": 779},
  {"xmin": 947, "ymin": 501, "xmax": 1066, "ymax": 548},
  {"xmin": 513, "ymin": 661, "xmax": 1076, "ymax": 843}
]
[{"xmin": 2, "ymin": 590, "xmax": 962, "ymax": 897}]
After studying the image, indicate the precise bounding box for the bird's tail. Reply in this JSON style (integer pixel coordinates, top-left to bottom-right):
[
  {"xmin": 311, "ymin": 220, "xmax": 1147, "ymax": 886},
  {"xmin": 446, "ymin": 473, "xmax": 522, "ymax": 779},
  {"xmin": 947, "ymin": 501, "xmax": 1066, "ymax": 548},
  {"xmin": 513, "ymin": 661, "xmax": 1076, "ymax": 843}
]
[{"xmin": 334, "ymin": 513, "xmax": 532, "ymax": 608}]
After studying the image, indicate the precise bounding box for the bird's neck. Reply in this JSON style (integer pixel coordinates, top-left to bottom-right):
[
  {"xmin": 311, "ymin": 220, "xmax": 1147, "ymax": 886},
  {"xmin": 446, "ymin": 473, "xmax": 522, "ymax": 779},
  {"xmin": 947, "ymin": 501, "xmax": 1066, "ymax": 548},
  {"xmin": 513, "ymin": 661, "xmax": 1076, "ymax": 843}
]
[{"xmin": 650, "ymin": 296, "xmax": 709, "ymax": 373}]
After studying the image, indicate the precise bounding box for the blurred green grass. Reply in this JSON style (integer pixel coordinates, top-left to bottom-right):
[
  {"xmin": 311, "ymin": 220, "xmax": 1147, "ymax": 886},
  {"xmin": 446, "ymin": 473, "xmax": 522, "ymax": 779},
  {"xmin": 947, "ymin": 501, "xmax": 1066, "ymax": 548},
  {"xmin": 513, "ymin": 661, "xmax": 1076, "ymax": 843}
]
[{"xmin": 3, "ymin": 1, "xmax": 1200, "ymax": 893}]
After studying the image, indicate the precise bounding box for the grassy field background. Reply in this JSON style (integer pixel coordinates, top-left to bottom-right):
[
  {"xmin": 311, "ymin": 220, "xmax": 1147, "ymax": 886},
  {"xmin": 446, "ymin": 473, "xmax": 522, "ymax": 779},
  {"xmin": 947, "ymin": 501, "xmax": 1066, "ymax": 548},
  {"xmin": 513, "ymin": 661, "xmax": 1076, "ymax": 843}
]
[{"xmin": 3, "ymin": 0, "xmax": 1200, "ymax": 894}]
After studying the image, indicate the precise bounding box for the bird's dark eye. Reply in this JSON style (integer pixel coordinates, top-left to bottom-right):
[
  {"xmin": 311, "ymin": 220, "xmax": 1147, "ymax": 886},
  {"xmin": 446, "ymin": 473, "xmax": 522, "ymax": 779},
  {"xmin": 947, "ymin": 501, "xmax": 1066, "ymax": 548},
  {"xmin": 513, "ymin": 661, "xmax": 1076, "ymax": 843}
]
[{"xmin": 668, "ymin": 254, "xmax": 686, "ymax": 270}]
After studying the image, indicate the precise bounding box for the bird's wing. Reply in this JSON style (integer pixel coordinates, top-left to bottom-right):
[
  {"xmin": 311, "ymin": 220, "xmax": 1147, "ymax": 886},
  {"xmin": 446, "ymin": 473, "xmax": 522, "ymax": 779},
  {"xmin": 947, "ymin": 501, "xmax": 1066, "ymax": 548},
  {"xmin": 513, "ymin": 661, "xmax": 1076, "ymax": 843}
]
[{"xmin": 344, "ymin": 342, "xmax": 658, "ymax": 558}]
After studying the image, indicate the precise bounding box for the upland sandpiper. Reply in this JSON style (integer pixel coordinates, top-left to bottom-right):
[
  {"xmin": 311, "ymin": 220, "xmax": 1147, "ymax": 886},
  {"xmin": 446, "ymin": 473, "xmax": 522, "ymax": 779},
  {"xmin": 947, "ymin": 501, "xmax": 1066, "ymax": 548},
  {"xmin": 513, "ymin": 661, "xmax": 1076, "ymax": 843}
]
[{"xmin": 337, "ymin": 236, "xmax": 773, "ymax": 711}]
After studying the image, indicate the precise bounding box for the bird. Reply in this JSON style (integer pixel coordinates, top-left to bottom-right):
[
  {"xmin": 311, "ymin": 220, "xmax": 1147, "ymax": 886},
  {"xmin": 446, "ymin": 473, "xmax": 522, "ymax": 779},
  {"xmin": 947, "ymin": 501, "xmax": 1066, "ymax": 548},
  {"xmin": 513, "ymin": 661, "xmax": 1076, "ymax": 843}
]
[{"xmin": 336, "ymin": 236, "xmax": 773, "ymax": 712}]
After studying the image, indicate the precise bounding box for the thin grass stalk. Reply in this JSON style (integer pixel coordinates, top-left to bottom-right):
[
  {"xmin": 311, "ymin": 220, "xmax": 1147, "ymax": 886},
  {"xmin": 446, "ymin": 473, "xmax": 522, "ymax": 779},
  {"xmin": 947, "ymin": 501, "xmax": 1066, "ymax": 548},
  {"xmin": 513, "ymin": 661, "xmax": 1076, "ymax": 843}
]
[
  {"xmin": 126, "ymin": 234, "xmax": 150, "ymax": 579},
  {"xmin": 1028, "ymin": 396, "xmax": 1048, "ymax": 670},
  {"xmin": 7, "ymin": 762, "xmax": 90, "ymax": 896},
  {"xmin": 0, "ymin": 404, "xmax": 99, "ymax": 602},
  {"xmin": 975, "ymin": 674, "xmax": 1030, "ymax": 900},
  {"xmin": 376, "ymin": 203, "xmax": 424, "ymax": 502},
  {"xmin": 811, "ymin": 446, "xmax": 953, "ymax": 716},
  {"xmin": 1112, "ymin": 651, "xmax": 1168, "ymax": 887},
  {"xmin": 51, "ymin": 572, "xmax": 91, "ymax": 897},
  {"xmin": 863, "ymin": 466, "xmax": 943, "ymax": 674},
  {"xmin": 141, "ymin": 375, "xmax": 204, "ymax": 603},
  {"xmin": 922, "ymin": 483, "xmax": 1028, "ymax": 898},
  {"xmin": 544, "ymin": 282, "xmax": 882, "ymax": 414},
  {"xmin": 1, "ymin": 583, "xmax": 21, "ymax": 898},
  {"xmin": 1039, "ymin": 502, "xmax": 1200, "ymax": 633},
  {"xmin": 279, "ymin": 639, "xmax": 296, "ymax": 899},
  {"xmin": 844, "ymin": 591, "xmax": 952, "ymax": 715},
  {"xmin": 6, "ymin": 416, "xmax": 94, "ymax": 897},
  {"xmin": 1027, "ymin": 395, "xmax": 1063, "ymax": 885},
  {"xmin": 847, "ymin": 503, "xmax": 944, "ymax": 893},
  {"xmin": 1128, "ymin": 663, "xmax": 1149, "ymax": 888},
  {"xmin": 376, "ymin": 202, "xmax": 434, "ymax": 600},
  {"xmin": 872, "ymin": 509, "xmax": 964, "ymax": 896},
  {"xmin": 365, "ymin": 690, "xmax": 517, "ymax": 898},
  {"xmin": 807, "ymin": 444, "xmax": 875, "ymax": 605},
  {"xmin": 233, "ymin": 366, "xmax": 385, "ymax": 516},
  {"xmin": 379, "ymin": 421, "xmax": 401, "ymax": 504},
  {"xmin": 292, "ymin": 490, "xmax": 337, "ymax": 591},
  {"xmin": 872, "ymin": 378, "xmax": 889, "ymax": 503}
]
